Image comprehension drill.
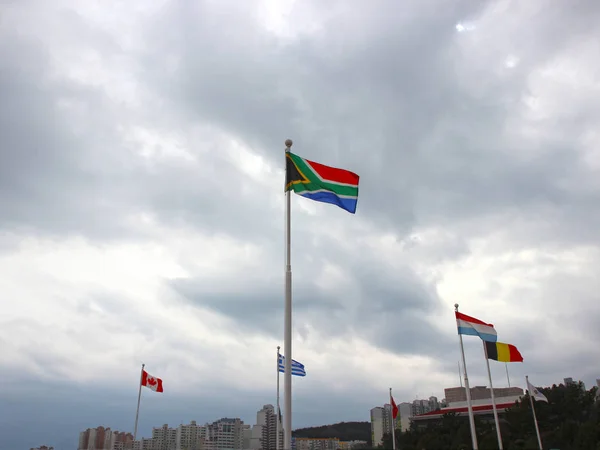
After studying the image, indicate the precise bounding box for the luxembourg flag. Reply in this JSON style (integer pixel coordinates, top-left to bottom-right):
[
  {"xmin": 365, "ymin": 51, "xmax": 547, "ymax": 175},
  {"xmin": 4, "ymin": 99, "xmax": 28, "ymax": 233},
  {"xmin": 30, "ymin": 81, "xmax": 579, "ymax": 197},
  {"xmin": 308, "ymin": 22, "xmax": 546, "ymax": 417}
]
[{"xmin": 456, "ymin": 311, "xmax": 497, "ymax": 342}]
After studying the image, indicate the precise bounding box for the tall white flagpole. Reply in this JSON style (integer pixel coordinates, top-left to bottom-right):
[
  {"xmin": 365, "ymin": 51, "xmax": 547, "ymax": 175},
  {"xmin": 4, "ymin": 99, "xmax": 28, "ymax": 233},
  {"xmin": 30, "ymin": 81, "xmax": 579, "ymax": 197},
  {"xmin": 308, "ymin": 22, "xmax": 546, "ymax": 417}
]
[
  {"xmin": 505, "ymin": 363, "xmax": 511, "ymax": 387},
  {"xmin": 276, "ymin": 346, "xmax": 281, "ymax": 450},
  {"xmin": 455, "ymin": 304, "xmax": 478, "ymax": 450},
  {"xmin": 284, "ymin": 139, "xmax": 293, "ymax": 450},
  {"xmin": 133, "ymin": 363, "xmax": 145, "ymax": 441},
  {"xmin": 459, "ymin": 361, "xmax": 463, "ymax": 387},
  {"xmin": 389, "ymin": 388, "xmax": 397, "ymax": 450},
  {"xmin": 483, "ymin": 343, "xmax": 503, "ymax": 449},
  {"xmin": 526, "ymin": 376, "xmax": 543, "ymax": 450}
]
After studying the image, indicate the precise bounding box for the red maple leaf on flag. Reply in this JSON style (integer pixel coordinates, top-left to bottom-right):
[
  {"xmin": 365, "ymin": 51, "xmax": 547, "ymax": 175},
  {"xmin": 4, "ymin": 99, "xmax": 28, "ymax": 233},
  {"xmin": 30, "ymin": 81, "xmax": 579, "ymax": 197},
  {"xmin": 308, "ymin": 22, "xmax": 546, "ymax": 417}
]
[{"xmin": 141, "ymin": 369, "xmax": 164, "ymax": 392}]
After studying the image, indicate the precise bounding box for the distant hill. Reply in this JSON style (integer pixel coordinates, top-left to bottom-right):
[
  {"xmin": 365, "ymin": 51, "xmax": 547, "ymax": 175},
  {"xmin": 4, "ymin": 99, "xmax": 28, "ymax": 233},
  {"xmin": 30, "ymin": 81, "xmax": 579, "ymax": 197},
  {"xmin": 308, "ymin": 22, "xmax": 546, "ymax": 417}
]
[{"xmin": 293, "ymin": 421, "xmax": 371, "ymax": 445}]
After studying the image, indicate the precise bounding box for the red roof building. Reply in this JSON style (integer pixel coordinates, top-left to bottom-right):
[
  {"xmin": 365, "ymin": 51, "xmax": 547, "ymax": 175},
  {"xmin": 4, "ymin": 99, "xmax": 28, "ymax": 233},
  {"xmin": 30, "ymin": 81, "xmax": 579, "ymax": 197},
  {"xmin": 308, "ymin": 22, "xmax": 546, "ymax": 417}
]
[{"xmin": 410, "ymin": 399, "xmax": 520, "ymax": 430}]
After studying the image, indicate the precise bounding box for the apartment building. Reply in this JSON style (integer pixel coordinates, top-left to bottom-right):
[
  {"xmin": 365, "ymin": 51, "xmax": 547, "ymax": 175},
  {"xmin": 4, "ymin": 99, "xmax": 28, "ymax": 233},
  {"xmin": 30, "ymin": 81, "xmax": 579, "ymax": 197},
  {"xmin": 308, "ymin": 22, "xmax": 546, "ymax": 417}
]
[
  {"xmin": 295, "ymin": 437, "xmax": 340, "ymax": 450},
  {"xmin": 244, "ymin": 404, "xmax": 282, "ymax": 450},
  {"xmin": 130, "ymin": 421, "xmax": 206, "ymax": 450},
  {"xmin": 152, "ymin": 423, "xmax": 178, "ymax": 450},
  {"xmin": 409, "ymin": 396, "xmax": 440, "ymax": 416},
  {"xmin": 129, "ymin": 418, "xmax": 245, "ymax": 450},
  {"xmin": 79, "ymin": 427, "xmax": 134, "ymax": 450},
  {"xmin": 370, "ymin": 405, "xmax": 395, "ymax": 447},
  {"xmin": 337, "ymin": 441, "xmax": 368, "ymax": 449},
  {"xmin": 564, "ymin": 377, "xmax": 586, "ymax": 390},
  {"xmin": 176, "ymin": 421, "xmax": 206, "ymax": 450},
  {"xmin": 205, "ymin": 417, "xmax": 245, "ymax": 450},
  {"xmin": 397, "ymin": 402, "xmax": 413, "ymax": 432},
  {"xmin": 371, "ymin": 395, "xmax": 442, "ymax": 439},
  {"xmin": 133, "ymin": 438, "xmax": 153, "ymax": 450}
]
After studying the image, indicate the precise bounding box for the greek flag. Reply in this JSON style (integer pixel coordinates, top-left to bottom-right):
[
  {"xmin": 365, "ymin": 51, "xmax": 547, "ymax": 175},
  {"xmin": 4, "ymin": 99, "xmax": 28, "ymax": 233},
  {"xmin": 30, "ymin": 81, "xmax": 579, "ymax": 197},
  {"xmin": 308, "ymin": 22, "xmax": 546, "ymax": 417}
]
[{"xmin": 278, "ymin": 354, "xmax": 306, "ymax": 377}]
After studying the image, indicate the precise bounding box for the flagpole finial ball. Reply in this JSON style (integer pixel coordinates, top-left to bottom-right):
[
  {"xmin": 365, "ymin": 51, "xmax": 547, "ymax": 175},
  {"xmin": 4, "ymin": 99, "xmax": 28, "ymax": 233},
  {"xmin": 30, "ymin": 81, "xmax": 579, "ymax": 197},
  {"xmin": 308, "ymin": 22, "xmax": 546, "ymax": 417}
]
[
  {"xmin": 454, "ymin": 303, "xmax": 459, "ymax": 310},
  {"xmin": 285, "ymin": 139, "xmax": 293, "ymax": 148}
]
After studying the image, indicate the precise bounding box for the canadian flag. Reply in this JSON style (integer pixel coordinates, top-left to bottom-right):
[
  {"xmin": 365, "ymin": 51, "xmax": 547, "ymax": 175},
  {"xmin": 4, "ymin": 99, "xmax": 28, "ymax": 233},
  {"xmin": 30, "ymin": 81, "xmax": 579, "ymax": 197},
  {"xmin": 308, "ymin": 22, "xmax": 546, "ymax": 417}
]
[{"xmin": 141, "ymin": 370, "xmax": 164, "ymax": 393}]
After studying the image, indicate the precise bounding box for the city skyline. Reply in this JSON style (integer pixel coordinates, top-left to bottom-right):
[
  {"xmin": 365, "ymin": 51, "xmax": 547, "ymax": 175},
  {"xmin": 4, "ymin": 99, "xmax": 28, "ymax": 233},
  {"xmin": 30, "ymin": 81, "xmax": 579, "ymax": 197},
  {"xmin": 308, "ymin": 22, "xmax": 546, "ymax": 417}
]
[
  {"xmin": 31, "ymin": 377, "xmax": 600, "ymax": 450},
  {"xmin": 3, "ymin": 0, "xmax": 600, "ymax": 449}
]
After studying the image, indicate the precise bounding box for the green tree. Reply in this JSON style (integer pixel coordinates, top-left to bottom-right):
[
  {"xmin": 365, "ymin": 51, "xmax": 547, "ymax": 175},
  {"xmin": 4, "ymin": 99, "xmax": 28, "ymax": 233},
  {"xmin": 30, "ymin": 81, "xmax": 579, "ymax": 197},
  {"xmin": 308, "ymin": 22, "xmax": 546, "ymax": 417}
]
[
  {"xmin": 377, "ymin": 383, "xmax": 598, "ymax": 450},
  {"xmin": 296, "ymin": 384, "xmax": 598, "ymax": 450}
]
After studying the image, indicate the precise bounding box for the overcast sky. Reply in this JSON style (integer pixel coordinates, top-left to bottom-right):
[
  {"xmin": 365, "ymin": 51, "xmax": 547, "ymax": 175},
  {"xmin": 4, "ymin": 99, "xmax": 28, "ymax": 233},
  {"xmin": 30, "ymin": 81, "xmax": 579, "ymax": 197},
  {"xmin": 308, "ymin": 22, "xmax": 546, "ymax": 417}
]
[{"xmin": 2, "ymin": 0, "xmax": 600, "ymax": 448}]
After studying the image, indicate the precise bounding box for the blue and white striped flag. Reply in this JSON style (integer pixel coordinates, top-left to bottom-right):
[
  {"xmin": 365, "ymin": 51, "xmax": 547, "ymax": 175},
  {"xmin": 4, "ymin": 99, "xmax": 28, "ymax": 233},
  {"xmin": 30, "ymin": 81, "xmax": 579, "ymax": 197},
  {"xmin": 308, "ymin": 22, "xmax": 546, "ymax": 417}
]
[{"xmin": 278, "ymin": 354, "xmax": 306, "ymax": 377}]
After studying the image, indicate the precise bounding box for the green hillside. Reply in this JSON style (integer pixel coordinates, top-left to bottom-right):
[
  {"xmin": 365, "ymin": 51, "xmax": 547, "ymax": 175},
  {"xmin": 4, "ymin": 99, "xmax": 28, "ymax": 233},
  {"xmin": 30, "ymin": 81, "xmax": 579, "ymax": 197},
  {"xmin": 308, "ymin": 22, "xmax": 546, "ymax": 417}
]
[{"xmin": 293, "ymin": 421, "xmax": 371, "ymax": 445}]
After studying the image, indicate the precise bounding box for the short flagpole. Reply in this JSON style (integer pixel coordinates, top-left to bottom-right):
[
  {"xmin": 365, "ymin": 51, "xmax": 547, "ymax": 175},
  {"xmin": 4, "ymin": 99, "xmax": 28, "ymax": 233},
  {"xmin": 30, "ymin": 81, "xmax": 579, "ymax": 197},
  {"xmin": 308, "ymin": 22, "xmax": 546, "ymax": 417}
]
[
  {"xmin": 276, "ymin": 346, "xmax": 281, "ymax": 450},
  {"xmin": 483, "ymin": 342, "xmax": 503, "ymax": 449},
  {"xmin": 284, "ymin": 139, "xmax": 293, "ymax": 450},
  {"xmin": 526, "ymin": 376, "xmax": 543, "ymax": 450},
  {"xmin": 389, "ymin": 388, "xmax": 396, "ymax": 450},
  {"xmin": 455, "ymin": 304, "xmax": 478, "ymax": 450},
  {"xmin": 133, "ymin": 363, "xmax": 145, "ymax": 440}
]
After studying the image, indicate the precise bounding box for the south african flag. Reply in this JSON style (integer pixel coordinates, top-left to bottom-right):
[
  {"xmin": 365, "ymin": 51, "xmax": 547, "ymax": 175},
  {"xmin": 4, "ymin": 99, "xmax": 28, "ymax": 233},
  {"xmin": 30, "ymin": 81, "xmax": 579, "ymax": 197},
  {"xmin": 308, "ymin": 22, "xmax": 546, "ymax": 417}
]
[{"xmin": 285, "ymin": 152, "xmax": 360, "ymax": 214}]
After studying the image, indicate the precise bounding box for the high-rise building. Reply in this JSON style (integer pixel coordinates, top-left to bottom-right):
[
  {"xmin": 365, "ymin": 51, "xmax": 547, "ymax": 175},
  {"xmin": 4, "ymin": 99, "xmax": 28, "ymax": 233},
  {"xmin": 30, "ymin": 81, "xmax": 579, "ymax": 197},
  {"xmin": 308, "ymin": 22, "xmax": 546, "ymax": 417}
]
[
  {"xmin": 79, "ymin": 430, "xmax": 90, "ymax": 450},
  {"xmin": 83, "ymin": 426, "xmax": 103, "ymax": 450},
  {"xmin": 370, "ymin": 406, "xmax": 385, "ymax": 447},
  {"xmin": 152, "ymin": 424, "xmax": 178, "ymax": 450},
  {"xmin": 371, "ymin": 401, "xmax": 406, "ymax": 445},
  {"xmin": 397, "ymin": 402, "xmax": 413, "ymax": 432},
  {"xmin": 408, "ymin": 396, "xmax": 441, "ymax": 416},
  {"xmin": 205, "ymin": 418, "xmax": 244, "ymax": 450},
  {"xmin": 338, "ymin": 441, "xmax": 368, "ymax": 449},
  {"xmin": 428, "ymin": 396, "xmax": 439, "ymax": 412},
  {"xmin": 411, "ymin": 399, "xmax": 429, "ymax": 416},
  {"xmin": 295, "ymin": 437, "xmax": 340, "ymax": 450},
  {"xmin": 370, "ymin": 405, "xmax": 396, "ymax": 447},
  {"xmin": 111, "ymin": 431, "xmax": 134, "ymax": 450},
  {"xmin": 384, "ymin": 403, "xmax": 396, "ymax": 435},
  {"xmin": 242, "ymin": 425, "xmax": 253, "ymax": 449},
  {"xmin": 564, "ymin": 377, "xmax": 585, "ymax": 390},
  {"xmin": 133, "ymin": 438, "xmax": 153, "ymax": 450},
  {"xmin": 247, "ymin": 404, "xmax": 281, "ymax": 450},
  {"xmin": 79, "ymin": 427, "xmax": 133, "ymax": 450},
  {"xmin": 176, "ymin": 420, "xmax": 205, "ymax": 450},
  {"xmin": 371, "ymin": 396, "xmax": 440, "ymax": 435},
  {"xmin": 245, "ymin": 423, "xmax": 262, "ymax": 450},
  {"xmin": 131, "ymin": 422, "xmax": 204, "ymax": 450}
]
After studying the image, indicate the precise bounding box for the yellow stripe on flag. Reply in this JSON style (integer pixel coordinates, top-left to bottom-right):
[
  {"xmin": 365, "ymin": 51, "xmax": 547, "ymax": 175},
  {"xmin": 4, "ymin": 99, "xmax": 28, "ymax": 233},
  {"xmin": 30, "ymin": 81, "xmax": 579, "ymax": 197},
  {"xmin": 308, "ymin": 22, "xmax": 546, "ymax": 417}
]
[{"xmin": 496, "ymin": 343, "xmax": 511, "ymax": 362}]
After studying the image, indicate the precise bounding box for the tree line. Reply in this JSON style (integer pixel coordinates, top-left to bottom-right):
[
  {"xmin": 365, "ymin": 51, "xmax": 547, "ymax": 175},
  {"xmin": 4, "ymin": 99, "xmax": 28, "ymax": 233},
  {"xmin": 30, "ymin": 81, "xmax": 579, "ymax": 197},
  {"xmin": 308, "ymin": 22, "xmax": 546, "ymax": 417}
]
[
  {"xmin": 380, "ymin": 381, "xmax": 599, "ymax": 449},
  {"xmin": 293, "ymin": 421, "xmax": 371, "ymax": 444},
  {"xmin": 292, "ymin": 382, "xmax": 598, "ymax": 449}
]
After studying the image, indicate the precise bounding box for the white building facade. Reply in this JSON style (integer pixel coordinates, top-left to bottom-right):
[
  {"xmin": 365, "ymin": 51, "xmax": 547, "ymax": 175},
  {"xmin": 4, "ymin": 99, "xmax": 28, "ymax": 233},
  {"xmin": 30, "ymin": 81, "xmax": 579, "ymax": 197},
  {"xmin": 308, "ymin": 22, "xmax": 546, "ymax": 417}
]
[
  {"xmin": 397, "ymin": 402, "xmax": 413, "ymax": 432},
  {"xmin": 176, "ymin": 420, "xmax": 205, "ymax": 450},
  {"xmin": 205, "ymin": 418, "xmax": 244, "ymax": 450},
  {"xmin": 370, "ymin": 405, "xmax": 396, "ymax": 447}
]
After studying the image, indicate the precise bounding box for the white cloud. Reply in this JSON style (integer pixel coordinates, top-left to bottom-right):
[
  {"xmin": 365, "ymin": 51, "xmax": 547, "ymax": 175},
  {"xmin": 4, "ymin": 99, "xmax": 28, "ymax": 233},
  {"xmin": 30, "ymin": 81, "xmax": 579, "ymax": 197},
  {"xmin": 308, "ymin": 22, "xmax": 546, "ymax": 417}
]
[{"xmin": 2, "ymin": 0, "xmax": 600, "ymax": 447}]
